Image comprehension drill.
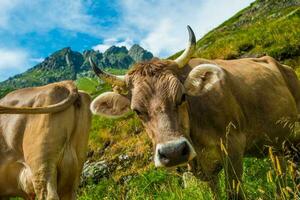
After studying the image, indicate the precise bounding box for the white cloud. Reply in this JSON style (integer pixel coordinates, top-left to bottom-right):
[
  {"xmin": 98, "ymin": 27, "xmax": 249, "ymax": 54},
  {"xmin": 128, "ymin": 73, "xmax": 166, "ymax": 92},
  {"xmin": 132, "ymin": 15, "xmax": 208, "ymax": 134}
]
[
  {"xmin": 92, "ymin": 38, "xmax": 134, "ymax": 52},
  {"xmin": 30, "ymin": 57, "xmax": 44, "ymax": 63},
  {"xmin": 0, "ymin": 0, "xmax": 101, "ymax": 36},
  {"xmin": 0, "ymin": 0, "xmax": 255, "ymax": 58},
  {"xmin": 117, "ymin": 0, "xmax": 254, "ymax": 57},
  {"xmin": 0, "ymin": 0, "xmax": 19, "ymax": 28},
  {"xmin": 0, "ymin": 49, "xmax": 45, "ymax": 81},
  {"xmin": 0, "ymin": 48, "xmax": 29, "ymax": 70},
  {"xmin": 0, "ymin": 0, "xmax": 256, "ymax": 81},
  {"xmin": 140, "ymin": 19, "xmax": 180, "ymax": 56}
]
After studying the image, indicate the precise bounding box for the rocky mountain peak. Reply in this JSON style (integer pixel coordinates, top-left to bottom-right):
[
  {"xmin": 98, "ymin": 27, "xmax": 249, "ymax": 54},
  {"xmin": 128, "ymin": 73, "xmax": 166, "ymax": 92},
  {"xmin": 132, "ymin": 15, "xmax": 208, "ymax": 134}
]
[
  {"xmin": 104, "ymin": 46, "xmax": 128, "ymax": 55},
  {"xmin": 0, "ymin": 44, "xmax": 154, "ymax": 97},
  {"xmin": 129, "ymin": 44, "xmax": 153, "ymax": 63}
]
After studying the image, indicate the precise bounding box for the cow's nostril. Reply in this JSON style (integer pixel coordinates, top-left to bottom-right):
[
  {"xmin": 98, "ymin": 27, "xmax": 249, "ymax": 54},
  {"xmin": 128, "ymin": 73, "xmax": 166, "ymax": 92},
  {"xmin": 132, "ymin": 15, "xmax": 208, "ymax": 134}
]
[
  {"xmin": 158, "ymin": 149, "xmax": 168, "ymax": 160},
  {"xmin": 181, "ymin": 142, "xmax": 190, "ymax": 157}
]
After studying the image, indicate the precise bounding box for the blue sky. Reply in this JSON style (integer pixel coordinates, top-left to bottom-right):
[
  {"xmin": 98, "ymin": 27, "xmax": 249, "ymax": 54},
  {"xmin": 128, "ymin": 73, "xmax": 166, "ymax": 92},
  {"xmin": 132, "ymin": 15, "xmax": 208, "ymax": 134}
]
[{"xmin": 0, "ymin": 0, "xmax": 254, "ymax": 81}]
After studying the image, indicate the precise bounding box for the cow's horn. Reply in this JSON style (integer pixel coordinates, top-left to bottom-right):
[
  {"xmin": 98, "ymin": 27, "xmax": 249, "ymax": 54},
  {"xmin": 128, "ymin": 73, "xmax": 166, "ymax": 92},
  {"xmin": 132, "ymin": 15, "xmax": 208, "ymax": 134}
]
[
  {"xmin": 89, "ymin": 57, "xmax": 126, "ymax": 87},
  {"xmin": 174, "ymin": 25, "xmax": 196, "ymax": 68}
]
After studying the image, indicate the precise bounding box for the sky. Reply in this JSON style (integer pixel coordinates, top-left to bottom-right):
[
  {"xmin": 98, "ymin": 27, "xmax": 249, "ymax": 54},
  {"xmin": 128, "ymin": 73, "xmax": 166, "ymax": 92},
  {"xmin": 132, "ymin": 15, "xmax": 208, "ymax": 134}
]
[{"xmin": 0, "ymin": 0, "xmax": 254, "ymax": 81}]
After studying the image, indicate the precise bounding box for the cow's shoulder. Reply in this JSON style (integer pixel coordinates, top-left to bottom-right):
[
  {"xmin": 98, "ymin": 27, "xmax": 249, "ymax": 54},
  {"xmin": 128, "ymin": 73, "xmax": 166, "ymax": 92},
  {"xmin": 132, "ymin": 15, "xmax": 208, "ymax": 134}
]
[{"xmin": 187, "ymin": 58, "xmax": 216, "ymax": 68}]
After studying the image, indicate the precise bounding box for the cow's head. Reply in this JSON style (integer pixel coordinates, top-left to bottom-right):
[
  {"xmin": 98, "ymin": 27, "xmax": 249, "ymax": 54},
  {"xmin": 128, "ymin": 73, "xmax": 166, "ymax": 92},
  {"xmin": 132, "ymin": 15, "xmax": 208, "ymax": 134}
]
[{"xmin": 90, "ymin": 26, "xmax": 224, "ymax": 167}]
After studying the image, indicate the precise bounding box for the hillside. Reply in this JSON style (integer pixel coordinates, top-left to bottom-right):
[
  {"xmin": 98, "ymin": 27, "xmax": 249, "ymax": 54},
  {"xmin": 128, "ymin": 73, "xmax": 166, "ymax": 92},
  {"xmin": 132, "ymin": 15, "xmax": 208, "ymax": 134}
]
[
  {"xmin": 2, "ymin": 0, "xmax": 300, "ymax": 199},
  {"xmin": 78, "ymin": 0, "xmax": 300, "ymax": 199},
  {"xmin": 172, "ymin": 0, "xmax": 300, "ymax": 70},
  {"xmin": 0, "ymin": 45, "xmax": 153, "ymax": 98}
]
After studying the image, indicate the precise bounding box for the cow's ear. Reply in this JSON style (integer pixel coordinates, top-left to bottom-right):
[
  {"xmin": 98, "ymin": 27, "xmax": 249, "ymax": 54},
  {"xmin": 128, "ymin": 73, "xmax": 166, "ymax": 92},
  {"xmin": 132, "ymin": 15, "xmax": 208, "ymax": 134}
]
[
  {"xmin": 90, "ymin": 92, "xmax": 131, "ymax": 117},
  {"xmin": 184, "ymin": 64, "xmax": 224, "ymax": 96}
]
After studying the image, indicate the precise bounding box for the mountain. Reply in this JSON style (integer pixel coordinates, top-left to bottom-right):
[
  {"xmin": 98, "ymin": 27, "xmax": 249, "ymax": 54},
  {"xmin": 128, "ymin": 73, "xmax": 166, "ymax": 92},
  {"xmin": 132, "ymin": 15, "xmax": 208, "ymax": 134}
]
[
  {"xmin": 128, "ymin": 44, "xmax": 154, "ymax": 63},
  {"xmin": 171, "ymin": 0, "xmax": 300, "ymax": 69},
  {"xmin": 0, "ymin": 45, "xmax": 153, "ymax": 97}
]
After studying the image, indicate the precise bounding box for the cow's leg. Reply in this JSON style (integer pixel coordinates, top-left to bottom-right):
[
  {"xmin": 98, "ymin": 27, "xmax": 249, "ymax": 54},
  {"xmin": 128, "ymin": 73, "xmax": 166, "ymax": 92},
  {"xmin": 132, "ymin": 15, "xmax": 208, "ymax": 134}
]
[
  {"xmin": 46, "ymin": 172, "xmax": 59, "ymax": 200},
  {"xmin": 223, "ymin": 153, "xmax": 245, "ymax": 200},
  {"xmin": 57, "ymin": 153, "xmax": 78, "ymax": 200},
  {"xmin": 222, "ymin": 133, "xmax": 246, "ymax": 200},
  {"xmin": 60, "ymin": 191, "xmax": 76, "ymax": 200},
  {"xmin": 31, "ymin": 165, "xmax": 59, "ymax": 200},
  {"xmin": 23, "ymin": 193, "xmax": 36, "ymax": 200},
  {"xmin": 23, "ymin": 108, "xmax": 77, "ymax": 200}
]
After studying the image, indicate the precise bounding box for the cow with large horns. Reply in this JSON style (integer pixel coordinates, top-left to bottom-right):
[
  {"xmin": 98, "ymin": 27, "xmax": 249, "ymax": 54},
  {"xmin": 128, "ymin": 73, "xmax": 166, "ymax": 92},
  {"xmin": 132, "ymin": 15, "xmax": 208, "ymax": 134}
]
[
  {"xmin": 0, "ymin": 81, "xmax": 91, "ymax": 199},
  {"xmin": 89, "ymin": 26, "xmax": 300, "ymax": 199}
]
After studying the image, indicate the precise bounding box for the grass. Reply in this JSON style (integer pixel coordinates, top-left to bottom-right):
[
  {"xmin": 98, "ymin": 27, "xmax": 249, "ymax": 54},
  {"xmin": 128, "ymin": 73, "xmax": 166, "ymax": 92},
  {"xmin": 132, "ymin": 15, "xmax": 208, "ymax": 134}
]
[
  {"xmin": 75, "ymin": 44, "xmax": 299, "ymax": 199},
  {"xmin": 196, "ymin": 12, "xmax": 300, "ymax": 63},
  {"xmin": 78, "ymin": 156, "xmax": 299, "ymax": 199},
  {"xmin": 76, "ymin": 68, "xmax": 126, "ymax": 97},
  {"xmin": 79, "ymin": 109, "xmax": 299, "ymax": 199},
  {"xmin": 77, "ymin": 77, "xmax": 299, "ymax": 199},
  {"xmin": 78, "ymin": 167, "xmax": 213, "ymax": 200},
  {"xmin": 170, "ymin": 5, "xmax": 300, "ymax": 69},
  {"xmin": 5, "ymin": 1, "xmax": 300, "ymax": 199}
]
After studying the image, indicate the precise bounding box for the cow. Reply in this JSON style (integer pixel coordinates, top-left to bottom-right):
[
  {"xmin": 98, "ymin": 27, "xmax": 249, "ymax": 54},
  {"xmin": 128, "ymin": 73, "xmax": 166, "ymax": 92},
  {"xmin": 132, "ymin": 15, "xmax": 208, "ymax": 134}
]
[
  {"xmin": 88, "ymin": 26, "xmax": 300, "ymax": 199},
  {"xmin": 0, "ymin": 80, "xmax": 91, "ymax": 200}
]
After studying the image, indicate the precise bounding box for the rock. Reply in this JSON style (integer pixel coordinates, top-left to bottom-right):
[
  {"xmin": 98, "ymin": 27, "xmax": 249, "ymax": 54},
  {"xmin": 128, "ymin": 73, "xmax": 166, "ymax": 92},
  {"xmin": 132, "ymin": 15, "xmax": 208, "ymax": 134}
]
[
  {"xmin": 118, "ymin": 154, "xmax": 131, "ymax": 168},
  {"xmin": 128, "ymin": 44, "xmax": 153, "ymax": 63},
  {"xmin": 100, "ymin": 46, "xmax": 134, "ymax": 69},
  {"xmin": 118, "ymin": 174, "xmax": 136, "ymax": 184},
  {"xmin": 118, "ymin": 154, "xmax": 129, "ymax": 161},
  {"xmin": 81, "ymin": 160, "xmax": 110, "ymax": 185}
]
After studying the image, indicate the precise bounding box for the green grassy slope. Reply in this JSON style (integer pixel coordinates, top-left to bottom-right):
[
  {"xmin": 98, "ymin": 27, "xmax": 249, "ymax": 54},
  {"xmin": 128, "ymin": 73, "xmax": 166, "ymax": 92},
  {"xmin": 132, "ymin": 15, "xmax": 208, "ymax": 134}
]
[
  {"xmin": 171, "ymin": 0, "xmax": 300, "ymax": 69},
  {"xmin": 8, "ymin": 0, "xmax": 300, "ymax": 199},
  {"xmin": 77, "ymin": 1, "xmax": 300, "ymax": 199}
]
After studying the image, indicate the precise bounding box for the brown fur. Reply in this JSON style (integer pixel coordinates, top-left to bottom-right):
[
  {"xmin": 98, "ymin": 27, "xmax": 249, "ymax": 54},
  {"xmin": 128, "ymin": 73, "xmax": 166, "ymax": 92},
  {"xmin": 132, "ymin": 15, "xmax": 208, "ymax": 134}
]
[
  {"xmin": 0, "ymin": 81, "xmax": 91, "ymax": 200},
  {"xmin": 125, "ymin": 56, "xmax": 300, "ymax": 199}
]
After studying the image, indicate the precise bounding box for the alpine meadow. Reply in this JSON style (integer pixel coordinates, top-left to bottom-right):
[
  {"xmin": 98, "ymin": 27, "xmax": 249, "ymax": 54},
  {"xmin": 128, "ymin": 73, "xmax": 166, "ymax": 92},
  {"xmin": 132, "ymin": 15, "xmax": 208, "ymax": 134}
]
[
  {"xmin": 0, "ymin": 0, "xmax": 300, "ymax": 199},
  {"xmin": 79, "ymin": 1, "xmax": 300, "ymax": 199}
]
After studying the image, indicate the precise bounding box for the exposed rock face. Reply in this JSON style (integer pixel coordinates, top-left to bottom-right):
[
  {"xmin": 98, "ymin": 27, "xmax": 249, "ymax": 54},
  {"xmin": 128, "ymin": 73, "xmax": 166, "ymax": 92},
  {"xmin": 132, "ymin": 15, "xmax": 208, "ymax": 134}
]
[
  {"xmin": 81, "ymin": 160, "xmax": 111, "ymax": 185},
  {"xmin": 80, "ymin": 153, "xmax": 134, "ymax": 186},
  {"xmin": 102, "ymin": 46, "xmax": 134, "ymax": 69},
  {"xmin": 129, "ymin": 44, "xmax": 154, "ymax": 63},
  {"xmin": 0, "ymin": 47, "xmax": 85, "ymax": 90},
  {"xmin": 0, "ymin": 45, "xmax": 153, "ymax": 97}
]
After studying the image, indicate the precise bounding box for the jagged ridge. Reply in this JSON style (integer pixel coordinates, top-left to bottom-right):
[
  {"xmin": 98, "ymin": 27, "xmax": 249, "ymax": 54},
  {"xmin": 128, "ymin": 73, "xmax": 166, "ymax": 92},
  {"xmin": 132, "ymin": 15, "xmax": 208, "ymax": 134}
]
[{"xmin": 0, "ymin": 45, "xmax": 153, "ymax": 97}]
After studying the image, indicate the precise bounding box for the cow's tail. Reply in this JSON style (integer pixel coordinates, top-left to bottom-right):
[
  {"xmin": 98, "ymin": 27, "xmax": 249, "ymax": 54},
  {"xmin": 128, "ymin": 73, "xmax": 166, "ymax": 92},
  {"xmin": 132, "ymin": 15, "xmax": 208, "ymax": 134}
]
[{"xmin": 0, "ymin": 83, "xmax": 78, "ymax": 114}]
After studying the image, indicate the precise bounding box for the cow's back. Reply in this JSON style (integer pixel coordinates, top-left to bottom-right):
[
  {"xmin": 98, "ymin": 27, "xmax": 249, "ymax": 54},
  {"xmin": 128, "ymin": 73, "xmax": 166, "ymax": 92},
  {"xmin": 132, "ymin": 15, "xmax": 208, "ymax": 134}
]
[{"xmin": 188, "ymin": 57, "xmax": 300, "ymax": 153}]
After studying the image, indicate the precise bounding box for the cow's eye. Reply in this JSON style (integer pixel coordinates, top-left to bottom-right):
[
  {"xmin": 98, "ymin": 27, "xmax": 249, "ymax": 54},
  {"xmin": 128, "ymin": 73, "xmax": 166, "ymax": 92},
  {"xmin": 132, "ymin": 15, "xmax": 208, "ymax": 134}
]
[{"xmin": 133, "ymin": 108, "xmax": 149, "ymax": 121}]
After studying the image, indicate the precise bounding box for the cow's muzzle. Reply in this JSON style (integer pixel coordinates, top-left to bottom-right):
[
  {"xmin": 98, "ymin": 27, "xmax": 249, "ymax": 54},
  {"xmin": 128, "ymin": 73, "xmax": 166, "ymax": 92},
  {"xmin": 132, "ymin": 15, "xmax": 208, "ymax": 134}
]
[{"xmin": 154, "ymin": 137, "xmax": 196, "ymax": 167}]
